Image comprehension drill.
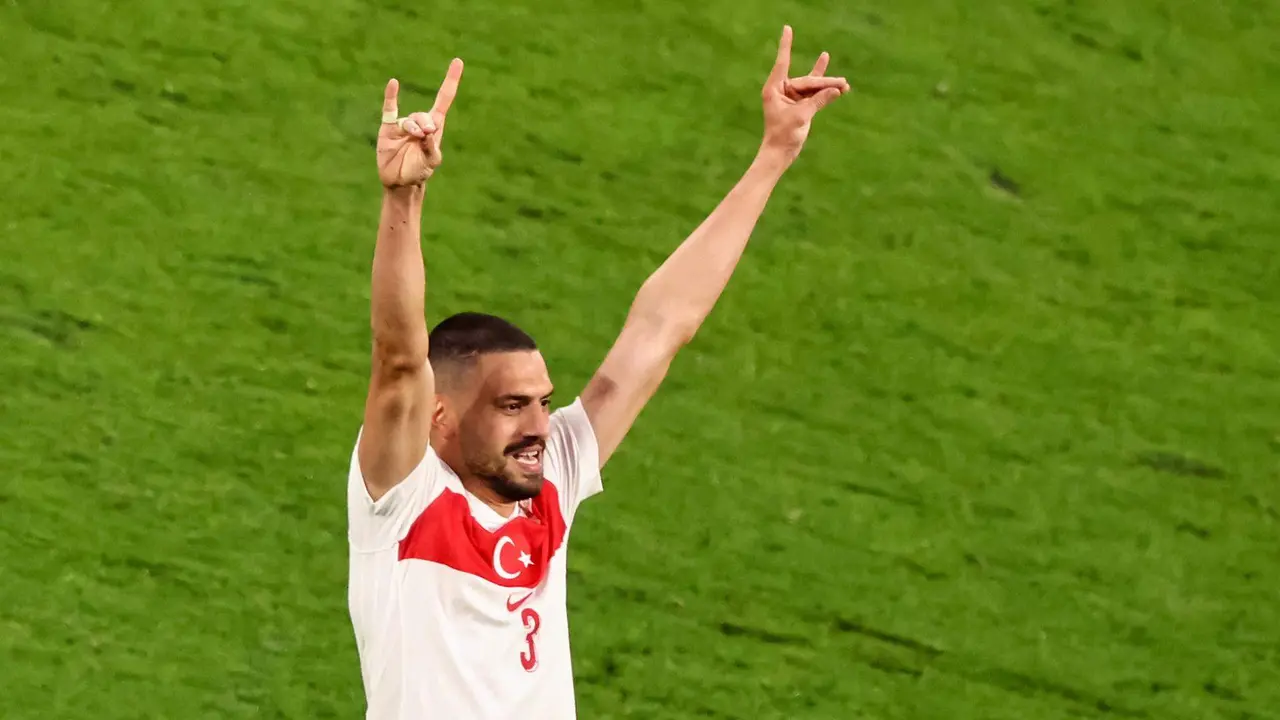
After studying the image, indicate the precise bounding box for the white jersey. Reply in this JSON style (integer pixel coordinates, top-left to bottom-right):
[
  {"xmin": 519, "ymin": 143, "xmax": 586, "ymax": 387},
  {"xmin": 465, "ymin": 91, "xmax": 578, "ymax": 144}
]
[{"xmin": 346, "ymin": 398, "xmax": 603, "ymax": 720}]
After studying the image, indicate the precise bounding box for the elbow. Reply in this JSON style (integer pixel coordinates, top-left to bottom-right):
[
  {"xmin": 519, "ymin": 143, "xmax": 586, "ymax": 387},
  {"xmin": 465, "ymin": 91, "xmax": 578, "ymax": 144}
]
[
  {"xmin": 664, "ymin": 317, "xmax": 699, "ymax": 348},
  {"xmin": 629, "ymin": 290, "xmax": 701, "ymax": 348},
  {"xmin": 372, "ymin": 340, "xmax": 429, "ymax": 378},
  {"xmin": 629, "ymin": 278, "xmax": 712, "ymax": 347},
  {"xmin": 370, "ymin": 320, "xmax": 429, "ymax": 373},
  {"xmin": 629, "ymin": 307, "xmax": 699, "ymax": 351}
]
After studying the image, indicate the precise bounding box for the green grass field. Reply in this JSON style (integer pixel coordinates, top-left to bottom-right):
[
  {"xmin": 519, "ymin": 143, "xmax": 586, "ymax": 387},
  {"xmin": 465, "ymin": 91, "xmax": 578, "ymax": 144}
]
[{"xmin": 2, "ymin": 0, "xmax": 1278, "ymax": 717}]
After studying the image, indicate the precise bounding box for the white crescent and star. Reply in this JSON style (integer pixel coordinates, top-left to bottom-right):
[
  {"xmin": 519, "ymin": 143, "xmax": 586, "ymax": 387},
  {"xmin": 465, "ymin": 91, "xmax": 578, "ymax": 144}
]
[{"xmin": 492, "ymin": 536, "xmax": 535, "ymax": 580}]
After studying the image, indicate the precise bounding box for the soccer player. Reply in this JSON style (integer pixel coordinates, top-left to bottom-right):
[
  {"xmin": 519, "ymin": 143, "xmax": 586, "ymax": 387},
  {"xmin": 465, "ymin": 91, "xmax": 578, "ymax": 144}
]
[{"xmin": 347, "ymin": 25, "xmax": 848, "ymax": 719}]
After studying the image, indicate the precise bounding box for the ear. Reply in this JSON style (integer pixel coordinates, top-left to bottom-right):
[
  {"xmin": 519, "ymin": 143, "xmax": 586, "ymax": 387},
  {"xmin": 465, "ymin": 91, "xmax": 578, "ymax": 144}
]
[{"xmin": 431, "ymin": 395, "xmax": 449, "ymax": 430}]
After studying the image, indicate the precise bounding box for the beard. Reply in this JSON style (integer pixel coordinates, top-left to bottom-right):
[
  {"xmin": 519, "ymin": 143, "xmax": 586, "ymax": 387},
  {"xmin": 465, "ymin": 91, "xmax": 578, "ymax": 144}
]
[
  {"xmin": 463, "ymin": 439, "xmax": 544, "ymax": 503},
  {"xmin": 477, "ymin": 466, "xmax": 543, "ymax": 502}
]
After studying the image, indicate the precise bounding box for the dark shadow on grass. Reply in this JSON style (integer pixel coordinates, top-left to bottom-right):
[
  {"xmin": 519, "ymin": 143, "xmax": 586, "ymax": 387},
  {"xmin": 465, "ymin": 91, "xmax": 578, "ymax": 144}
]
[{"xmin": 1135, "ymin": 451, "xmax": 1226, "ymax": 479}]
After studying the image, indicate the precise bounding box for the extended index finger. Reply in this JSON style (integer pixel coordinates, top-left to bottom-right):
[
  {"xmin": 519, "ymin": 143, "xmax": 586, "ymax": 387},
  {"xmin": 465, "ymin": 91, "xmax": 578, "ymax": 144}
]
[
  {"xmin": 769, "ymin": 25, "xmax": 793, "ymax": 83},
  {"xmin": 430, "ymin": 58, "xmax": 465, "ymax": 118}
]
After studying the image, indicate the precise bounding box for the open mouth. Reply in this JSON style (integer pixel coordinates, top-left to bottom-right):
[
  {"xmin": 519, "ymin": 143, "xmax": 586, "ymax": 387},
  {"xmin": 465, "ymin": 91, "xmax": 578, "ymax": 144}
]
[{"xmin": 508, "ymin": 444, "xmax": 544, "ymax": 474}]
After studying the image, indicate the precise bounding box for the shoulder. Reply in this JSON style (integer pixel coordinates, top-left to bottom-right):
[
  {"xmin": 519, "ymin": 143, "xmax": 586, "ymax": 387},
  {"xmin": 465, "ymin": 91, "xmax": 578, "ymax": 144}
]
[
  {"xmin": 347, "ymin": 427, "xmax": 454, "ymax": 550},
  {"xmin": 541, "ymin": 397, "xmax": 604, "ymax": 515},
  {"xmin": 543, "ymin": 398, "xmax": 599, "ymax": 474},
  {"xmin": 552, "ymin": 396, "xmax": 593, "ymax": 432}
]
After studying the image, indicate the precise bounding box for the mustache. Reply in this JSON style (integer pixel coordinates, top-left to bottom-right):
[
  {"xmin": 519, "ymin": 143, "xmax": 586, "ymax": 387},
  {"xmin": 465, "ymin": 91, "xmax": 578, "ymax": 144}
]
[{"xmin": 504, "ymin": 436, "xmax": 545, "ymax": 454}]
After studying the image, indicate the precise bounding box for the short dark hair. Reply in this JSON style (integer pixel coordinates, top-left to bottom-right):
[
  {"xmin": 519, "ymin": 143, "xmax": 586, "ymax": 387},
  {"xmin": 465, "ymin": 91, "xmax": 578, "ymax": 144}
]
[{"xmin": 427, "ymin": 312, "xmax": 537, "ymax": 371}]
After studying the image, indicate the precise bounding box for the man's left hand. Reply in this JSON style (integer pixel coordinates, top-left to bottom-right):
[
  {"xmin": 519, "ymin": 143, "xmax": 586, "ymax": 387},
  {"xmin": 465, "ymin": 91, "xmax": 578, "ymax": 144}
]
[{"xmin": 759, "ymin": 26, "xmax": 850, "ymax": 165}]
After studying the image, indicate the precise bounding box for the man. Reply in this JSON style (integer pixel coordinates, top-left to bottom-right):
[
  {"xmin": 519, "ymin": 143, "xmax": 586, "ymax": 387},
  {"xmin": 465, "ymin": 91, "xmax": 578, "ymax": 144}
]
[{"xmin": 347, "ymin": 25, "xmax": 849, "ymax": 719}]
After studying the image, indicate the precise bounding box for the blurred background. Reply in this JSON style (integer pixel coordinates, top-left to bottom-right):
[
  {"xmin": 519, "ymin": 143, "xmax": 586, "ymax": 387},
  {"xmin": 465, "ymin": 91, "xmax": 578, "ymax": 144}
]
[{"xmin": 1, "ymin": 0, "xmax": 1277, "ymax": 717}]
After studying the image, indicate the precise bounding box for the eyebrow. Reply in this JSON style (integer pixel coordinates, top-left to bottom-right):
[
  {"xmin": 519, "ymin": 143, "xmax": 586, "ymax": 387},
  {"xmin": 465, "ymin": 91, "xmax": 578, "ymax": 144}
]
[{"xmin": 496, "ymin": 389, "xmax": 555, "ymax": 403}]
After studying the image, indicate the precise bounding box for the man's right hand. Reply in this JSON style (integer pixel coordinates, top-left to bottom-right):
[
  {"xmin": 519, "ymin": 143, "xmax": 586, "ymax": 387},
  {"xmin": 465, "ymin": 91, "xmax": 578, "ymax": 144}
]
[
  {"xmin": 360, "ymin": 60, "xmax": 461, "ymax": 502},
  {"xmin": 377, "ymin": 58, "xmax": 464, "ymax": 188}
]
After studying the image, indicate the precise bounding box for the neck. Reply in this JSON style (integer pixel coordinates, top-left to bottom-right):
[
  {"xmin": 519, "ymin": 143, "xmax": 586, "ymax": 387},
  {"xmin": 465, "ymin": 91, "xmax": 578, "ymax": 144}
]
[{"xmin": 458, "ymin": 475, "xmax": 520, "ymax": 518}]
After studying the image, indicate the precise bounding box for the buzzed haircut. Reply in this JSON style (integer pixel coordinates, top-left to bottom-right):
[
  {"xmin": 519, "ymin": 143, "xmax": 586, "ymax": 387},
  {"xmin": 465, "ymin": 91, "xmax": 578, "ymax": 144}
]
[{"xmin": 428, "ymin": 312, "xmax": 537, "ymax": 387}]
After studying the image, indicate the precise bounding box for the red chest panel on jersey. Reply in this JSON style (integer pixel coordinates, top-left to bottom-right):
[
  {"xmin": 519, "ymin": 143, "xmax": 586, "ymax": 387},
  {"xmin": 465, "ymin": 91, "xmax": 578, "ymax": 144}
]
[{"xmin": 398, "ymin": 481, "xmax": 568, "ymax": 589}]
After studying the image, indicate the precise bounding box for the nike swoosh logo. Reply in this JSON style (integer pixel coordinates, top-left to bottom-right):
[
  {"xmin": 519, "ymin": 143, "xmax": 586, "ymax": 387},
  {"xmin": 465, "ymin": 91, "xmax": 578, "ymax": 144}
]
[{"xmin": 506, "ymin": 591, "xmax": 534, "ymax": 612}]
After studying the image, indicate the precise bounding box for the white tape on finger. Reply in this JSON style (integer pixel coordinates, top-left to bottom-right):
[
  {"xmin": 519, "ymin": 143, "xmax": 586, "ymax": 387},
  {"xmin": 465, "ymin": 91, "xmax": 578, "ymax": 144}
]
[{"xmin": 381, "ymin": 110, "xmax": 398, "ymax": 124}]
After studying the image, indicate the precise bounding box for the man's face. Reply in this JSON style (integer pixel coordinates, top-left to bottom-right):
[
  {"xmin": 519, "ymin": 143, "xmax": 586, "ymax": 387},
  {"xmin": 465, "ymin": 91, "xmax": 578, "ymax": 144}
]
[{"xmin": 439, "ymin": 350, "xmax": 554, "ymax": 502}]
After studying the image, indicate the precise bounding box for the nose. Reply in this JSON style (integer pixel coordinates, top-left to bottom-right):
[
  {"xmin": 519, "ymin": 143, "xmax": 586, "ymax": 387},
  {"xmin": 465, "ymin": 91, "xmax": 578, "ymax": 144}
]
[{"xmin": 520, "ymin": 404, "xmax": 551, "ymax": 439}]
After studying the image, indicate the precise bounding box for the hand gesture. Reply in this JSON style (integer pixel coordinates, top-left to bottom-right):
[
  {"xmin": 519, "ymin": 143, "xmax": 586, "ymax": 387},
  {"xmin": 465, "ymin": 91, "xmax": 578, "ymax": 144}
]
[
  {"xmin": 377, "ymin": 58, "xmax": 464, "ymax": 188},
  {"xmin": 760, "ymin": 26, "xmax": 850, "ymax": 164}
]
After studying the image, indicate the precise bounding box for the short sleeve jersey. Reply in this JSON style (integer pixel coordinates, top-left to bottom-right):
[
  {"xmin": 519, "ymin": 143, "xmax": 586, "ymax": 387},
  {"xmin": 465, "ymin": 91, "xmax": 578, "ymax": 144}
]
[{"xmin": 346, "ymin": 398, "xmax": 603, "ymax": 720}]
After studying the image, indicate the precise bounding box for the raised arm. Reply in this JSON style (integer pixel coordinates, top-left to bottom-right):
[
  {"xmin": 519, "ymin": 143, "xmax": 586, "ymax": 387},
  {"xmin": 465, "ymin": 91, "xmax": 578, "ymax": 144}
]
[
  {"xmin": 358, "ymin": 61, "xmax": 463, "ymax": 501},
  {"xmin": 580, "ymin": 27, "xmax": 849, "ymax": 467}
]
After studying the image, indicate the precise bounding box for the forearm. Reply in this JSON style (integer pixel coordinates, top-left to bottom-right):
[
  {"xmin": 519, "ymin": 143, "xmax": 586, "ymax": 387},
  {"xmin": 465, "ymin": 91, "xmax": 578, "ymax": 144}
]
[
  {"xmin": 370, "ymin": 185, "xmax": 428, "ymax": 365},
  {"xmin": 628, "ymin": 147, "xmax": 790, "ymax": 341}
]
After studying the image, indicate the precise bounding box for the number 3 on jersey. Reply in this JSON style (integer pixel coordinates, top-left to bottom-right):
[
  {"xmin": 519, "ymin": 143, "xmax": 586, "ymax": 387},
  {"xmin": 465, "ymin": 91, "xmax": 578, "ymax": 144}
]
[{"xmin": 519, "ymin": 608, "xmax": 541, "ymax": 672}]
